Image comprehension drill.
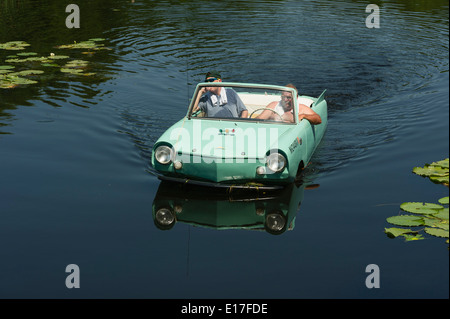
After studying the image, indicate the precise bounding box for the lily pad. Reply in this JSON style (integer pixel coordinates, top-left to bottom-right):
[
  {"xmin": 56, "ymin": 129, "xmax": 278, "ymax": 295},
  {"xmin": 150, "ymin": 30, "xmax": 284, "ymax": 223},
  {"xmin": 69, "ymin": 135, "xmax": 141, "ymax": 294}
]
[
  {"xmin": 430, "ymin": 175, "xmax": 449, "ymax": 184},
  {"xmin": 433, "ymin": 208, "xmax": 449, "ymax": 220},
  {"xmin": 424, "ymin": 227, "xmax": 449, "ymax": 238},
  {"xmin": 386, "ymin": 215, "xmax": 424, "ymax": 227},
  {"xmin": 413, "ymin": 166, "xmax": 448, "ymax": 177},
  {"xmin": 402, "ymin": 234, "xmax": 425, "ymax": 241},
  {"xmin": 65, "ymin": 60, "xmax": 88, "ymax": 67},
  {"xmin": 0, "ymin": 74, "xmax": 38, "ymax": 88},
  {"xmin": 55, "ymin": 39, "xmax": 107, "ymax": 51},
  {"xmin": 431, "ymin": 158, "xmax": 449, "ymax": 169},
  {"xmin": 13, "ymin": 70, "xmax": 44, "ymax": 76},
  {"xmin": 438, "ymin": 196, "xmax": 449, "ymax": 205},
  {"xmin": 41, "ymin": 63, "xmax": 59, "ymax": 67},
  {"xmin": 0, "ymin": 65, "xmax": 15, "ymax": 70},
  {"xmin": 385, "ymin": 227, "xmax": 418, "ymax": 238},
  {"xmin": 17, "ymin": 52, "xmax": 38, "ymax": 56},
  {"xmin": 422, "ymin": 217, "xmax": 449, "ymax": 229},
  {"xmin": 4, "ymin": 58, "xmax": 26, "ymax": 63},
  {"xmin": 400, "ymin": 202, "xmax": 443, "ymax": 215},
  {"xmin": 60, "ymin": 68, "xmax": 83, "ymax": 74},
  {"xmin": 48, "ymin": 55, "xmax": 70, "ymax": 60},
  {"xmin": 0, "ymin": 41, "xmax": 30, "ymax": 50}
]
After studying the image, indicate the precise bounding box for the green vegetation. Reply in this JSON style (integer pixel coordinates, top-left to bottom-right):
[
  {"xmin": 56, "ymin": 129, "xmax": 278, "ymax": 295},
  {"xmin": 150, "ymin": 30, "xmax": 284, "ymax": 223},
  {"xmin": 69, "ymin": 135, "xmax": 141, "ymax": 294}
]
[
  {"xmin": 385, "ymin": 159, "xmax": 449, "ymax": 244},
  {"xmin": 0, "ymin": 39, "xmax": 107, "ymax": 89}
]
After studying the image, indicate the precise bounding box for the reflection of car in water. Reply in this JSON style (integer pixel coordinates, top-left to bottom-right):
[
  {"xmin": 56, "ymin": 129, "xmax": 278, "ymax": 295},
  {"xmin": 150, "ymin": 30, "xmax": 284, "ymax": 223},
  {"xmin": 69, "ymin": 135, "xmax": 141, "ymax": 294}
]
[{"xmin": 152, "ymin": 181, "xmax": 308, "ymax": 235}]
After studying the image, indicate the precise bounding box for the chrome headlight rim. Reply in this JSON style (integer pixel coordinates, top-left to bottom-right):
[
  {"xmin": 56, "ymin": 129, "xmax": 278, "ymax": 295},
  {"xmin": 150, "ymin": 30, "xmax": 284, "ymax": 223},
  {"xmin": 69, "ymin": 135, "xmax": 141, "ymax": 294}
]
[
  {"xmin": 265, "ymin": 210, "xmax": 287, "ymax": 235},
  {"xmin": 265, "ymin": 152, "xmax": 286, "ymax": 173},
  {"xmin": 154, "ymin": 207, "xmax": 176, "ymax": 230},
  {"xmin": 155, "ymin": 145, "xmax": 174, "ymax": 165}
]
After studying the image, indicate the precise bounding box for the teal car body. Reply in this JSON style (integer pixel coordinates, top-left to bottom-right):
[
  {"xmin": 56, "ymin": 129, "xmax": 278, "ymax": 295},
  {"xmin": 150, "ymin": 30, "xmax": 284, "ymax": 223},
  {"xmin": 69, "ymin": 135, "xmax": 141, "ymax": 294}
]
[{"xmin": 151, "ymin": 82, "xmax": 327, "ymax": 188}]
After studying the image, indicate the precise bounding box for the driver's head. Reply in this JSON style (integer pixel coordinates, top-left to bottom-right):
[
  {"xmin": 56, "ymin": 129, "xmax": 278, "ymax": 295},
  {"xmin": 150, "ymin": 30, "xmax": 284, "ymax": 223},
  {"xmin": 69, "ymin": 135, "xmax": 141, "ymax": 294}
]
[{"xmin": 281, "ymin": 83, "xmax": 298, "ymax": 111}]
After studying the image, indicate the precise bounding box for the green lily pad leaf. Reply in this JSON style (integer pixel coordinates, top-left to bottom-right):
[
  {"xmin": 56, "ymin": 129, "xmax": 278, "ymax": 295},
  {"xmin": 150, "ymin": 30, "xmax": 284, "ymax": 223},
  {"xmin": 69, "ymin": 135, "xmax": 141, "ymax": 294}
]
[
  {"xmin": 431, "ymin": 158, "xmax": 449, "ymax": 169},
  {"xmin": 386, "ymin": 215, "xmax": 424, "ymax": 227},
  {"xmin": 60, "ymin": 68, "xmax": 83, "ymax": 74},
  {"xmin": 433, "ymin": 208, "xmax": 449, "ymax": 220},
  {"xmin": 2, "ymin": 75, "xmax": 38, "ymax": 85},
  {"xmin": 400, "ymin": 202, "xmax": 443, "ymax": 215},
  {"xmin": 17, "ymin": 52, "xmax": 38, "ymax": 56},
  {"xmin": 422, "ymin": 217, "xmax": 448, "ymax": 230},
  {"xmin": 413, "ymin": 166, "xmax": 448, "ymax": 177},
  {"xmin": 41, "ymin": 63, "xmax": 59, "ymax": 67},
  {"xmin": 0, "ymin": 41, "xmax": 30, "ymax": 50},
  {"xmin": 402, "ymin": 234, "xmax": 425, "ymax": 241},
  {"xmin": 4, "ymin": 58, "xmax": 26, "ymax": 63},
  {"xmin": 438, "ymin": 196, "xmax": 449, "ymax": 204},
  {"xmin": 424, "ymin": 227, "xmax": 449, "ymax": 238},
  {"xmin": 48, "ymin": 55, "xmax": 70, "ymax": 60},
  {"xmin": 430, "ymin": 175, "xmax": 449, "ymax": 184},
  {"xmin": 89, "ymin": 38, "xmax": 105, "ymax": 42},
  {"xmin": 0, "ymin": 70, "xmax": 13, "ymax": 74},
  {"xmin": 65, "ymin": 60, "xmax": 88, "ymax": 67},
  {"xmin": 385, "ymin": 227, "xmax": 418, "ymax": 238},
  {"xmin": 14, "ymin": 70, "xmax": 44, "ymax": 76},
  {"xmin": 0, "ymin": 65, "xmax": 15, "ymax": 70},
  {"xmin": 25, "ymin": 56, "xmax": 48, "ymax": 62}
]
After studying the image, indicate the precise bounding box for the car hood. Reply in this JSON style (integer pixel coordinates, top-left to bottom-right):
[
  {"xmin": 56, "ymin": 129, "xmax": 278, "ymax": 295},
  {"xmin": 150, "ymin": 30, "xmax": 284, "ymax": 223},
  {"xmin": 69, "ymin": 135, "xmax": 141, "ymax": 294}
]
[{"xmin": 158, "ymin": 118, "xmax": 294, "ymax": 160}]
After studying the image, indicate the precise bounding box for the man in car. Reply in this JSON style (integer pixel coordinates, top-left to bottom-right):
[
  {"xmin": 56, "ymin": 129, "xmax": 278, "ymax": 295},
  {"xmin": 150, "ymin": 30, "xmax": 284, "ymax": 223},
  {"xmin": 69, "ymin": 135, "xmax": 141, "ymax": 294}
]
[{"xmin": 192, "ymin": 71, "xmax": 248, "ymax": 118}]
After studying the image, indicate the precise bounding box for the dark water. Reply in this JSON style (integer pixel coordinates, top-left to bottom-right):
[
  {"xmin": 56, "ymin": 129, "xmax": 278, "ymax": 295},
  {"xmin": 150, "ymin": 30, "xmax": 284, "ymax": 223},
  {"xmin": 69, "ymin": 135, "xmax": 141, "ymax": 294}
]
[{"xmin": 0, "ymin": 0, "xmax": 448, "ymax": 299}]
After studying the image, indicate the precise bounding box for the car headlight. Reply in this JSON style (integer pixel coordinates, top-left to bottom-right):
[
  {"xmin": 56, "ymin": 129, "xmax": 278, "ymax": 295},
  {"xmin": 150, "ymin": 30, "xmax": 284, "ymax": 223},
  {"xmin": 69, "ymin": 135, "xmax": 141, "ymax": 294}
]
[
  {"xmin": 266, "ymin": 152, "xmax": 286, "ymax": 173},
  {"xmin": 154, "ymin": 207, "xmax": 176, "ymax": 230},
  {"xmin": 155, "ymin": 208, "xmax": 176, "ymax": 226},
  {"xmin": 155, "ymin": 145, "xmax": 174, "ymax": 165},
  {"xmin": 265, "ymin": 211, "xmax": 287, "ymax": 234}
]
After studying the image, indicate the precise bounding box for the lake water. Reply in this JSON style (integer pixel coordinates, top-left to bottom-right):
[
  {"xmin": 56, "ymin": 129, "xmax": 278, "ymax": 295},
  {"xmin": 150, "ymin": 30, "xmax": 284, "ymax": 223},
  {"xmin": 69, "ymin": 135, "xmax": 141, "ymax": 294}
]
[{"xmin": 0, "ymin": 0, "xmax": 448, "ymax": 299}]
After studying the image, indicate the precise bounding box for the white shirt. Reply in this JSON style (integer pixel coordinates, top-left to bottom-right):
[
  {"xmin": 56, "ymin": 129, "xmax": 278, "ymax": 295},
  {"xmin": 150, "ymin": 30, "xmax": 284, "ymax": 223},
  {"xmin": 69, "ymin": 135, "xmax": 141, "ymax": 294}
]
[
  {"xmin": 209, "ymin": 88, "xmax": 228, "ymax": 106},
  {"xmin": 274, "ymin": 97, "xmax": 315, "ymax": 116}
]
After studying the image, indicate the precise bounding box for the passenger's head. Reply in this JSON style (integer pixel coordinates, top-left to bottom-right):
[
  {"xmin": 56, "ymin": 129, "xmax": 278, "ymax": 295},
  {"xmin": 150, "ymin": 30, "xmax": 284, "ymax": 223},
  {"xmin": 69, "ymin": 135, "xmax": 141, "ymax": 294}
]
[
  {"xmin": 205, "ymin": 71, "xmax": 222, "ymax": 83},
  {"xmin": 205, "ymin": 71, "xmax": 222, "ymax": 95}
]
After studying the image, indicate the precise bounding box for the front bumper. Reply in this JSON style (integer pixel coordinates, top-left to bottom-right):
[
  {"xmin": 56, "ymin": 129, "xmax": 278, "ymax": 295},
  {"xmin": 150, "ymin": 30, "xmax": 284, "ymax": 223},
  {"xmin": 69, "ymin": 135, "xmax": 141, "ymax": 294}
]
[{"xmin": 153, "ymin": 171, "xmax": 286, "ymax": 190}]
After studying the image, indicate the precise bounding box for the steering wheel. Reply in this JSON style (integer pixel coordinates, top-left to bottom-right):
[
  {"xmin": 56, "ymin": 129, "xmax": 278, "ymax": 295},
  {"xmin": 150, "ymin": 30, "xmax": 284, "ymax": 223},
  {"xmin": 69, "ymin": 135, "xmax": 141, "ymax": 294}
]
[{"xmin": 249, "ymin": 108, "xmax": 283, "ymax": 121}]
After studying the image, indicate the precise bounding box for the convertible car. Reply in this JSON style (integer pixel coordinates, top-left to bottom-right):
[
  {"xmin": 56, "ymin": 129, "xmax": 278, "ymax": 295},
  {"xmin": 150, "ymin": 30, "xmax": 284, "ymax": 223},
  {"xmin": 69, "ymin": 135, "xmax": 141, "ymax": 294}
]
[{"xmin": 151, "ymin": 82, "xmax": 327, "ymax": 188}]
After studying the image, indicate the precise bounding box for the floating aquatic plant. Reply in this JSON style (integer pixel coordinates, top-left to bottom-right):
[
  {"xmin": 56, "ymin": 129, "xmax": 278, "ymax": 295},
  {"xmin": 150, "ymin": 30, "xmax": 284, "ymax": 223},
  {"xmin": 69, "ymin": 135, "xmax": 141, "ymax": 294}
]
[
  {"xmin": 0, "ymin": 41, "xmax": 30, "ymax": 50},
  {"xmin": 55, "ymin": 38, "xmax": 107, "ymax": 51},
  {"xmin": 413, "ymin": 158, "xmax": 449, "ymax": 185},
  {"xmin": 0, "ymin": 73, "xmax": 38, "ymax": 89},
  {"xmin": 60, "ymin": 59, "xmax": 95, "ymax": 76},
  {"xmin": 1, "ymin": 38, "xmax": 107, "ymax": 89},
  {"xmin": 385, "ymin": 158, "xmax": 449, "ymax": 244}
]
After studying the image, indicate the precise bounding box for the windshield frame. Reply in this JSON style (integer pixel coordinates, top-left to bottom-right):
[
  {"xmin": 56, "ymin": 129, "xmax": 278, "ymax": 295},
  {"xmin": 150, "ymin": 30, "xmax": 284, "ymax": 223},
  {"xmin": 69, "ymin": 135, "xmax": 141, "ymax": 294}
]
[{"xmin": 187, "ymin": 82, "xmax": 299, "ymax": 124}]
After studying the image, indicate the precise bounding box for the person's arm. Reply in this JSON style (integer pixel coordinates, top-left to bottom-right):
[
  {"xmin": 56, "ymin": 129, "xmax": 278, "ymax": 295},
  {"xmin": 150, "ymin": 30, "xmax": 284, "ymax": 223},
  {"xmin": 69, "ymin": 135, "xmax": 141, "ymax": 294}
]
[
  {"xmin": 192, "ymin": 87, "xmax": 207, "ymax": 113},
  {"xmin": 298, "ymin": 104, "xmax": 322, "ymax": 124},
  {"xmin": 233, "ymin": 90, "xmax": 248, "ymax": 118},
  {"xmin": 255, "ymin": 101, "xmax": 277, "ymax": 119}
]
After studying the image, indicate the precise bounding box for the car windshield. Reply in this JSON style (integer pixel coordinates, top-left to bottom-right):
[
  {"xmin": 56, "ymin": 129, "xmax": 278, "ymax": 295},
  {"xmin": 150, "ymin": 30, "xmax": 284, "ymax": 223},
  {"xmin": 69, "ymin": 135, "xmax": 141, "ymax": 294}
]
[{"xmin": 189, "ymin": 83, "xmax": 297, "ymax": 124}]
